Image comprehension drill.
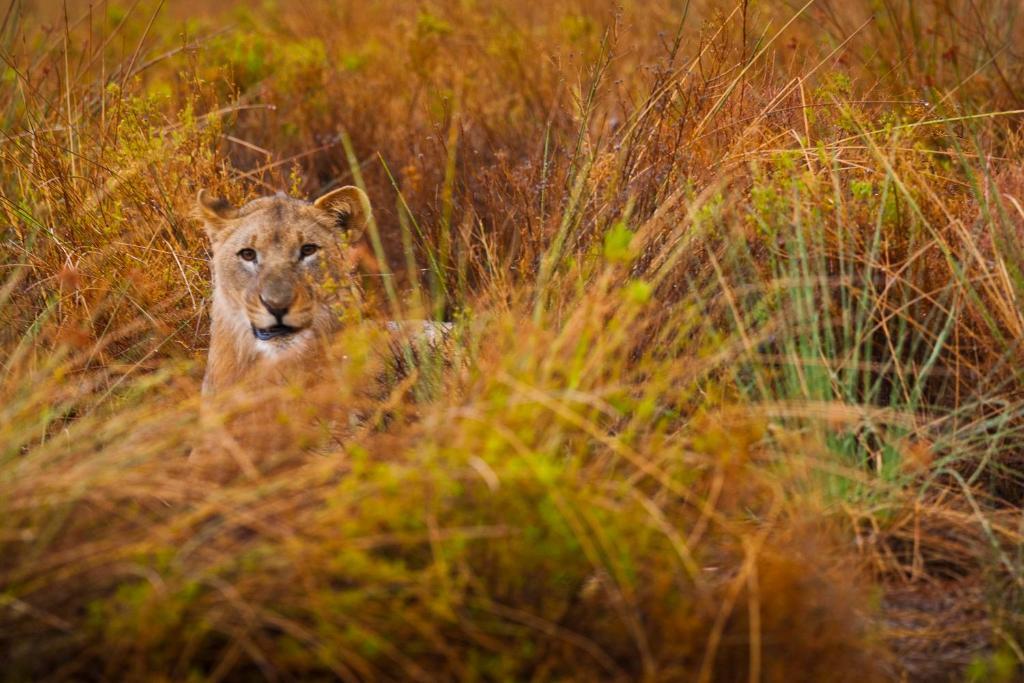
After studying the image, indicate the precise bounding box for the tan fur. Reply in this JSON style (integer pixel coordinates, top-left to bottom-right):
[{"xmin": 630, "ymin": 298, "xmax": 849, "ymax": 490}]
[{"xmin": 191, "ymin": 186, "xmax": 370, "ymax": 473}]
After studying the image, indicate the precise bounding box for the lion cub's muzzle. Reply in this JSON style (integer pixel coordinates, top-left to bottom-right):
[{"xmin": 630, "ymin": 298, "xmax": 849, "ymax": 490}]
[{"xmin": 248, "ymin": 281, "xmax": 313, "ymax": 342}]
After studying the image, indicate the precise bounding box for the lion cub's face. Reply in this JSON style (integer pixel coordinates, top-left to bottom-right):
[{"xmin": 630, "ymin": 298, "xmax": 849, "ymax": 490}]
[{"xmin": 196, "ymin": 187, "xmax": 370, "ymax": 356}]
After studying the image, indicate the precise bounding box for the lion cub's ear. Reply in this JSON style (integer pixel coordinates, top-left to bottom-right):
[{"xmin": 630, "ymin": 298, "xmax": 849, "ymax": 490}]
[
  {"xmin": 195, "ymin": 190, "xmax": 238, "ymax": 236},
  {"xmin": 313, "ymin": 186, "xmax": 370, "ymax": 241}
]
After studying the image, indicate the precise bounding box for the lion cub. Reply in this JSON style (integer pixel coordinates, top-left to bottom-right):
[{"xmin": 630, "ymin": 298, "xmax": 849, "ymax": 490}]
[{"xmin": 191, "ymin": 186, "xmax": 369, "ymax": 473}]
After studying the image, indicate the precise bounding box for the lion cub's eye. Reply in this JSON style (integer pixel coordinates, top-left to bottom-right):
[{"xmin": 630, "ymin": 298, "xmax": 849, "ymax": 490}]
[
  {"xmin": 300, "ymin": 243, "xmax": 320, "ymax": 258},
  {"xmin": 238, "ymin": 248, "xmax": 257, "ymax": 262}
]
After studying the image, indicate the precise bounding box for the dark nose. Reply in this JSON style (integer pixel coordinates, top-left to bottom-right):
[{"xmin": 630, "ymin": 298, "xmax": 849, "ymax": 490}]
[{"xmin": 260, "ymin": 295, "xmax": 290, "ymax": 322}]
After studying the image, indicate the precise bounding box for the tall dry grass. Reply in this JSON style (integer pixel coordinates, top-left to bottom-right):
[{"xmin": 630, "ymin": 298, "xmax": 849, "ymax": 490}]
[{"xmin": 3, "ymin": 0, "xmax": 1024, "ymax": 680}]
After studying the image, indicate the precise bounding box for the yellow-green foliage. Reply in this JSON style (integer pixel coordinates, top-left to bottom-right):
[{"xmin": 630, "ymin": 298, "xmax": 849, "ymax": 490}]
[{"xmin": 2, "ymin": 0, "xmax": 1024, "ymax": 680}]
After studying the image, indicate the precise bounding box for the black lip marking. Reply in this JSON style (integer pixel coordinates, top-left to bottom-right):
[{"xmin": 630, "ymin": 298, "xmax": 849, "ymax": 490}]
[{"xmin": 252, "ymin": 324, "xmax": 298, "ymax": 341}]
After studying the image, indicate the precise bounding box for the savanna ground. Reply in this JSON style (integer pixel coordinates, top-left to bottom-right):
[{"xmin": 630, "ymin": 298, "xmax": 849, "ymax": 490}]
[{"xmin": 3, "ymin": 0, "xmax": 1024, "ymax": 680}]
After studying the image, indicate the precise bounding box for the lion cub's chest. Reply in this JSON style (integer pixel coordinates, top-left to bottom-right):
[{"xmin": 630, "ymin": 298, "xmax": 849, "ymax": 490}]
[{"xmin": 193, "ymin": 339, "xmax": 337, "ymax": 478}]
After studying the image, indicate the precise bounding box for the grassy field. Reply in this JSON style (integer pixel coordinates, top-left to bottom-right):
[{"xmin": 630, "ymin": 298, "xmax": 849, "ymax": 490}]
[{"xmin": 3, "ymin": 0, "xmax": 1024, "ymax": 680}]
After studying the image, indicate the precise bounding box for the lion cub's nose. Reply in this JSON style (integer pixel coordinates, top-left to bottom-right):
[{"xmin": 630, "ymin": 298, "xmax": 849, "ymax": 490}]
[{"xmin": 260, "ymin": 294, "xmax": 291, "ymax": 322}]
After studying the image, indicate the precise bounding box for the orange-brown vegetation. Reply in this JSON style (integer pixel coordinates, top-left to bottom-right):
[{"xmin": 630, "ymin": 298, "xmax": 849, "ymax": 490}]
[{"xmin": 2, "ymin": 0, "xmax": 1024, "ymax": 680}]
